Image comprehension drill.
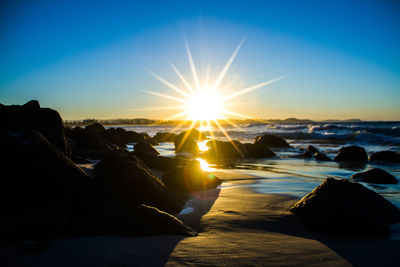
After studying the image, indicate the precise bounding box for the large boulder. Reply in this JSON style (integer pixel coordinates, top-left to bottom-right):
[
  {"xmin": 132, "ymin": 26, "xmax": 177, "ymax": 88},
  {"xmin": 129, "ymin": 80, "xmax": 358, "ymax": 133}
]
[
  {"xmin": 174, "ymin": 129, "xmax": 202, "ymax": 155},
  {"xmin": 153, "ymin": 132, "xmax": 178, "ymax": 143},
  {"xmin": 162, "ymin": 165, "xmax": 221, "ymax": 194},
  {"xmin": 92, "ymin": 152, "xmax": 184, "ymax": 214},
  {"xmin": 369, "ymin": 151, "xmax": 400, "ymax": 164},
  {"xmin": 204, "ymin": 140, "xmax": 247, "ymax": 159},
  {"xmin": 0, "ymin": 130, "xmax": 91, "ymax": 242},
  {"xmin": 290, "ymin": 178, "xmax": 400, "ymax": 237},
  {"xmin": 117, "ymin": 205, "xmax": 196, "ymax": 237},
  {"xmin": 131, "ymin": 151, "xmax": 189, "ymax": 171},
  {"xmin": 254, "ymin": 133, "xmax": 290, "ymax": 148},
  {"xmin": 134, "ymin": 142, "xmax": 160, "ymax": 155},
  {"xmin": 334, "ymin": 145, "xmax": 368, "ymax": 163},
  {"xmin": 102, "ymin": 127, "xmax": 148, "ymax": 146},
  {"xmin": 244, "ymin": 143, "xmax": 276, "ymax": 158},
  {"xmin": 85, "ymin": 122, "xmax": 106, "ymax": 134},
  {"xmin": 0, "ymin": 100, "xmax": 70, "ymax": 155},
  {"xmin": 64, "ymin": 126, "xmax": 116, "ymax": 159},
  {"xmin": 352, "ymin": 168, "xmax": 398, "ymax": 184}
]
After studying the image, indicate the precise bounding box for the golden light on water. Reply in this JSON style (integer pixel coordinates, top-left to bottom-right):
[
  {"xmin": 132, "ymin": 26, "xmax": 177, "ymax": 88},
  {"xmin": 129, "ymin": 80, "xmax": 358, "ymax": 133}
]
[{"xmin": 145, "ymin": 38, "xmax": 285, "ymax": 156}]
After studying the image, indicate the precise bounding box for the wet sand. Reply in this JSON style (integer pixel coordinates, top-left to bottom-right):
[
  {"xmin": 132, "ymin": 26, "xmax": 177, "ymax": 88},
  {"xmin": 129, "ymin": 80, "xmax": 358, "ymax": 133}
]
[{"xmin": 1, "ymin": 171, "xmax": 400, "ymax": 266}]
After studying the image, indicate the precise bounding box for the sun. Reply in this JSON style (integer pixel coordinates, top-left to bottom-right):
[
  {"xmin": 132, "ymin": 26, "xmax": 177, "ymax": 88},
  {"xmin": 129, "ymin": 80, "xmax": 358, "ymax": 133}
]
[
  {"xmin": 186, "ymin": 89, "xmax": 224, "ymax": 121},
  {"xmin": 144, "ymin": 38, "xmax": 285, "ymax": 136}
]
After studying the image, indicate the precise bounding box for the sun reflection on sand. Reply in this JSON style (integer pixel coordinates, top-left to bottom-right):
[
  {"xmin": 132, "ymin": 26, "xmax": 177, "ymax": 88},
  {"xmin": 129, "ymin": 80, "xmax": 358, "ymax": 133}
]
[{"xmin": 197, "ymin": 158, "xmax": 215, "ymax": 172}]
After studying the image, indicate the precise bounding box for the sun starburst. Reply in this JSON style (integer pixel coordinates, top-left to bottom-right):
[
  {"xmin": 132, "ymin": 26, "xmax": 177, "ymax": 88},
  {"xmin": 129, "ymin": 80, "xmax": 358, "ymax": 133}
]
[{"xmin": 144, "ymin": 38, "xmax": 285, "ymax": 147}]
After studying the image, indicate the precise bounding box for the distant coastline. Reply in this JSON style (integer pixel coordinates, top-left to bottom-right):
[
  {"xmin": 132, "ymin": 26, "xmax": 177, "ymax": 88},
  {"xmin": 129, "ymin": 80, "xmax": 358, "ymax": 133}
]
[{"xmin": 62, "ymin": 117, "xmax": 400, "ymax": 127}]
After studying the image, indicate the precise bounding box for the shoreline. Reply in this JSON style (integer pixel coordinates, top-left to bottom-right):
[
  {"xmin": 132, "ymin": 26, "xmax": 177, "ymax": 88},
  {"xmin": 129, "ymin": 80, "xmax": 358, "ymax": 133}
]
[{"xmin": 2, "ymin": 173, "xmax": 400, "ymax": 266}]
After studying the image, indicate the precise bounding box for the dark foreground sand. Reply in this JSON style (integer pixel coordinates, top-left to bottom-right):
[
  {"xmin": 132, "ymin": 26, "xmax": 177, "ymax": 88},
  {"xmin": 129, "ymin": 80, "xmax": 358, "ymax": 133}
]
[{"xmin": 2, "ymin": 171, "xmax": 400, "ymax": 266}]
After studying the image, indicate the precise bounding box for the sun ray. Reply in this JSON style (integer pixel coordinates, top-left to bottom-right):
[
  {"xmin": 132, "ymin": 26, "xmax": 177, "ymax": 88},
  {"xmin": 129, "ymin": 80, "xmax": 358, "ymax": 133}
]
[
  {"xmin": 143, "ymin": 90, "xmax": 188, "ymax": 104},
  {"xmin": 211, "ymin": 37, "xmax": 245, "ymax": 92},
  {"xmin": 148, "ymin": 71, "xmax": 190, "ymax": 98},
  {"xmin": 222, "ymin": 109, "xmax": 251, "ymax": 119},
  {"xmin": 176, "ymin": 119, "xmax": 197, "ymax": 152},
  {"xmin": 223, "ymin": 75, "xmax": 286, "ymax": 101},
  {"xmin": 129, "ymin": 105, "xmax": 187, "ymax": 111},
  {"xmin": 168, "ymin": 61, "xmax": 195, "ymax": 93},
  {"xmin": 185, "ymin": 40, "xmax": 201, "ymax": 90},
  {"xmin": 165, "ymin": 110, "xmax": 189, "ymax": 120},
  {"xmin": 213, "ymin": 119, "xmax": 245, "ymax": 158}
]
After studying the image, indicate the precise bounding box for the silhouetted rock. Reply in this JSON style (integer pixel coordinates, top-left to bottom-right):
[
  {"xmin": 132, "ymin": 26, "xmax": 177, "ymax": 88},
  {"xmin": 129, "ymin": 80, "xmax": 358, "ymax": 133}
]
[
  {"xmin": 334, "ymin": 145, "xmax": 368, "ymax": 162},
  {"xmin": 174, "ymin": 129, "xmax": 201, "ymax": 155},
  {"xmin": 307, "ymin": 145, "xmax": 319, "ymax": 155},
  {"xmin": 243, "ymin": 143, "xmax": 276, "ymax": 158},
  {"xmin": 153, "ymin": 132, "xmax": 178, "ymax": 142},
  {"xmin": 352, "ymin": 168, "xmax": 398, "ymax": 184},
  {"xmin": 254, "ymin": 133, "xmax": 290, "ymax": 148},
  {"xmin": 0, "ymin": 100, "xmax": 70, "ymax": 155},
  {"xmin": 85, "ymin": 122, "xmax": 106, "ymax": 134},
  {"xmin": 290, "ymin": 177, "xmax": 400, "ymax": 237},
  {"xmin": 134, "ymin": 142, "xmax": 160, "ymax": 155},
  {"xmin": 102, "ymin": 127, "xmax": 147, "ymax": 146},
  {"xmin": 204, "ymin": 140, "xmax": 247, "ymax": 159},
  {"xmin": 314, "ymin": 152, "xmax": 331, "ymax": 161},
  {"xmin": 0, "ymin": 130, "xmax": 91, "ymax": 242},
  {"xmin": 163, "ymin": 165, "xmax": 221, "ymax": 194},
  {"xmin": 65, "ymin": 126, "xmax": 116, "ymax": 159},
  {"xmin": 369, "ymin": 151, "xmax": 400, "ymax": 164},
  {"xmin": 117, "ymin": 205, "xmax": 196, "ymax": 237},
  {"xmin": 93, "ymin": 152, "xmax": 184, "ymax": 214},
  {"xmin": 131, "ymin": 151, "xmax": 188, "ymax": 171}
]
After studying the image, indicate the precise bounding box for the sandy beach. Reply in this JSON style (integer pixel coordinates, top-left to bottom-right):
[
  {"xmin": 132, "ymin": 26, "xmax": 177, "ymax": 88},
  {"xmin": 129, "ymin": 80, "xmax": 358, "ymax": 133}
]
[{"xmin": 2, "ymin": 171, "xmax": 399, "ymax": 266}]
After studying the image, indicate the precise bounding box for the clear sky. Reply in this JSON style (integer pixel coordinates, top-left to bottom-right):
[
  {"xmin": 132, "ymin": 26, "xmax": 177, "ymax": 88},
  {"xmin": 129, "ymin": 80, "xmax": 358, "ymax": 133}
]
[{"xmin": 1, "ymin": 0, "xmax": 399, "ymax": 120}]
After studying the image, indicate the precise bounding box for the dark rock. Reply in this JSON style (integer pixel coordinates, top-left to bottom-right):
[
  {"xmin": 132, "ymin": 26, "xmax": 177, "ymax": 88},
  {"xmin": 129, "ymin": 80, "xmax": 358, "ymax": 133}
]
[
  {"xmin": 352, "ymin": 168, "xmax": 398, "ymax": 184},
  {"xmin": 290, "ymin": 177, "xmax": 400, "ymax": 237},
  {"xmin": 334, "ymin": 145, "xmax": 368, "ymax": 163},
  {"xmin": 0, "ymin": 100, "xmax": 70, "ymax": 155},
  {"xmin": 134, "ymin": 142, "xmax": 160, "ymax": 155},
  {"xmin": 243, "ymin": 143, "xmax": 276, "ymax": 158},
  {"xmin": 85, "ymin": 123, "xmax": 105, "ymax": 134},
  {"xmin": 162, "ymin": 165, "xmax": 221, "ymax": 194},
  {"xmin": 117, "ymin": 204, "xmax": 196, "ymax": 237},
  {"xmin": 307, "ymin": 145, "xmax": 319, "ymax": 155},
  {"xmin": 153, "ymin": 132, "xmax": 178, "ymax": 142},
  {"xmin": 204, "ymin": 140, "xmax": 247, "ymax": 159},
  {"xmin": 369, "ymin": 151, "xmax": 400, "ymax": 163},
  {"xmin": 132, "ymin": 151, "xmax": 188, "ymax": 171},
  {"xmin": 314, "ymin": 152, "xmax": 331, "ymax": 161},
  {"xmin": 102, "ymin": 127, "xmax": 147, "ymax": 146},
  {"xmin": 254, "ymin": 133, "xmax": 290, "ymax": 148},
  {"xmin": 0, "ymin": 130, "xmax": 91, "ymax": 242},
  {"xmin": 65, "ymin": 126, "xmax": 116, "ymax": 158},
  {"xmin": 93, "ymin": 152, "xmax": 184, "ymax": 214},
  {"xmin": 174, "ymin": 130, "xmax": 201, "ymax": 155}
]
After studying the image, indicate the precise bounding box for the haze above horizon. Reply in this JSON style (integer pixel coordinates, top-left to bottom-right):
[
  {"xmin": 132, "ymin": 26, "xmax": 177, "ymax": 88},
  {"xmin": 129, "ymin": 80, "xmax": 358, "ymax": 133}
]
[{"xmin": 1, "ymin": 0, "xmax": 399, "ymax": 121}]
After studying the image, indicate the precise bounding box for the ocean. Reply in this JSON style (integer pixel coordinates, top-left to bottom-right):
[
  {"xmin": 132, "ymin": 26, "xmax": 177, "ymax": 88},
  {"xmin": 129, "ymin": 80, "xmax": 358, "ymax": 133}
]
[{"xmin": 116, "ymin": 121, "xmax": 400, "ymax": 209}]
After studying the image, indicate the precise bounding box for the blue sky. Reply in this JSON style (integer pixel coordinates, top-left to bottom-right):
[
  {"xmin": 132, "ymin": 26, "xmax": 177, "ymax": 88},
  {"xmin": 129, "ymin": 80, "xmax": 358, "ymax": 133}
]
[{"xmin": 1, "ymin": 0, "xmax": 399, "ymax": 120}]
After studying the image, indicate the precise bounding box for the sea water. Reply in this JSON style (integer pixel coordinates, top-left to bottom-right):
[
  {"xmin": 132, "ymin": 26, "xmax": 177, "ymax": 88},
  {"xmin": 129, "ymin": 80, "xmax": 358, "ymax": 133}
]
[{"xmin": 116, "ymin": 121, "xmax": 400, "ymax": 208}]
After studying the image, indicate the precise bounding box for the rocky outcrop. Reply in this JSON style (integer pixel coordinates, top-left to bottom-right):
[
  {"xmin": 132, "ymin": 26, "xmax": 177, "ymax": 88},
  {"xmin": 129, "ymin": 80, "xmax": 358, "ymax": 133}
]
[
  {"xmin": 153, "ymin": 132, "xmax": 178, "ymax": 143},
  {"xmin": 302, "ymin": 145, "xmax": 331, "ymax": 161},
  {"xmin": 0, "ymin": 130, "xmax": 92, "ymax": 242},
  {"xmin": 0, "ymin": 100, "xmax": 70, "ymax": 155},
  {"xmin": 92, "ymin": 152, "xmax": 184, "ymax": 214},
  {"xmin": 134, "ymin": 142, "xmax": 160, "ymax": 155},
  {"xmin": 254, "ymin": 133, "xmax": 290, "ymax": 148},
  {"xmin": 334, "ymin": 145, "xmax": 368, "ymax": 163},
  {"xmin": 352, "ymin": 168, "xmax": 398, "ymax": 184},
  {"xmin": 244, "ymin": 143, "xmax": 276, "ymax": 158},
  {"xmin": 290, "ymin": 178, "xmax": 400, "ymax": 237},
  {"xmin": 369, "ymin": 151, "xmax": 400, "ymax": 164},
  {"xmin": 174, "ymin": 129, "xmax": 204, "ymax": 155},
  {"xmin": 162, "ymin": 164, "xmax": 221, "ymax": 194},
  {"xmin": 116, "ymin": 205, "xmax": 196, "ymax": 237}
]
